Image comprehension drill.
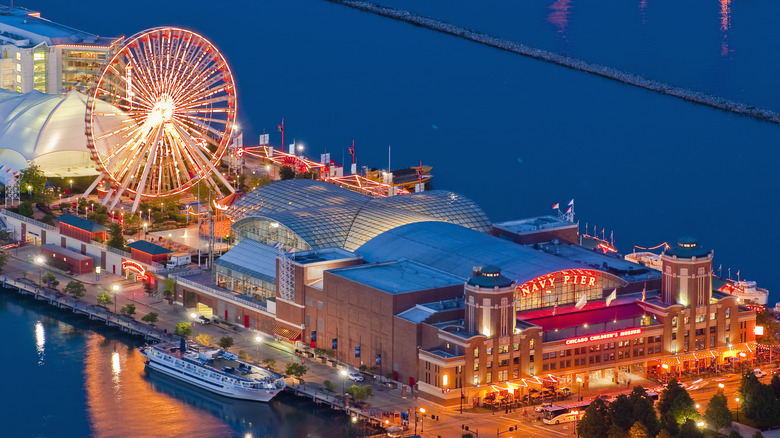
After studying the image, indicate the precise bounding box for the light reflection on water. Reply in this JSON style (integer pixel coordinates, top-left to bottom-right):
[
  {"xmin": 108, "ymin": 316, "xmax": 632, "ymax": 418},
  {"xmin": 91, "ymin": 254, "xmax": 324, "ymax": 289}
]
[
  {"xmin": 720, "ymin": 0, "xmax": 731, "ymax": 57},
  {"xmin": 83, "ymin": 333, "xmax": 234, "ymax": 438},
  {"xmin": 35, "ymin": 321, "xmax": 44, "ymax": 365}
]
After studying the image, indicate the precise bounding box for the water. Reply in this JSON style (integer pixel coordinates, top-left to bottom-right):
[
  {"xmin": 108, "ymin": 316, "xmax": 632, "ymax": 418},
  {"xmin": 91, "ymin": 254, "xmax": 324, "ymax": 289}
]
[
  {"xmin": 0, "ymin": 291, "xmax": 360, "ymax": 437},
  {"xmin": 5, "ymin": 0, "xmax": 780, "ymax": 431},
  {"xmin": 21, "ymin": 0, "xmax": 779, "ymax": 303}
]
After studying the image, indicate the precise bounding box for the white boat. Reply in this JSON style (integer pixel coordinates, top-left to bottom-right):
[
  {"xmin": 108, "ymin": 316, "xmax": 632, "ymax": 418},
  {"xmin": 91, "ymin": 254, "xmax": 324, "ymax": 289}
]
[
  {"xmin": 718, "ymin": 279, "xmax": 769, "ymax": 307},
  {"xmin": 140, "ymin": 341, "xmax": 286, "ymax": 402}
]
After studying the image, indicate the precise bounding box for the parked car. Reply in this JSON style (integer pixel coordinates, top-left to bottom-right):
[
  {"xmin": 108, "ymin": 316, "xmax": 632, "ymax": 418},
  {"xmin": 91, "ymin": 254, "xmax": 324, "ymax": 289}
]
[
  {"xmin": 196, "ymin": 315, "xmax": 211, "ymax": 325},
  {"xmin": 754, "ymin": 368, "xmax": 768, "ymax": 378},
  {"xmin": 535, "ymin": 402, "xmax": 553, "ymax": 412},
  {"xmin": 348, "ymin": 371, "xmax": 364, "ymax": 382}
]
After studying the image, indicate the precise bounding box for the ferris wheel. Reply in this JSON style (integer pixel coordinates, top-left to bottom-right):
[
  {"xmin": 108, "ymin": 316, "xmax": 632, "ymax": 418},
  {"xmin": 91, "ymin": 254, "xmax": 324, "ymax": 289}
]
[{"xmin": 85, "ymin": 27, "xmax": 236, "ymax": 212}]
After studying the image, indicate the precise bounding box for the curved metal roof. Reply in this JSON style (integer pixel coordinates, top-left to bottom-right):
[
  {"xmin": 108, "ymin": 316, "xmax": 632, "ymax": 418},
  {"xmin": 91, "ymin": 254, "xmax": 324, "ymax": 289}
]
[
  {"xmin": 229, "ymin": 180, "xmax": 493, "ymax": 251},
  {"xmin": 356, "ymin": 221, "xmax": 588, "ymax": 285}
]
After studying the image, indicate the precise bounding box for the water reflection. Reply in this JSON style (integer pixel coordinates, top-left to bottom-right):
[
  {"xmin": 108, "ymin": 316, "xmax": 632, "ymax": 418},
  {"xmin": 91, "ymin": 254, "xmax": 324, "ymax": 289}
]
[
  {"xmin": 35, "ymin": 321, "xmax": 44, "ymax": 365},
  {"xmin": 639, "ymin": 0, "xmax": 648, "ymax": 25},
  {"xmin": 720, "ymin": 0, "xmax": 731, "ymax": 57},
  {"xmin": 547, "ymin": 0, "xmax": 572, "ymax": 38},
  {"xmin": 83, "ymin": 333, "xmax": 234, "ymax": 438}
]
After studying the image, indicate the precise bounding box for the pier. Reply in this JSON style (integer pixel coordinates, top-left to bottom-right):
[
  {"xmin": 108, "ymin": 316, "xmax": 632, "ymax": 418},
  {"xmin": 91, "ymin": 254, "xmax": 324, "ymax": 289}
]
[
  {"xmin": 2, "ymin": 277, "xmax": 166, "ymax": 342},
  {"xmin": 328, "ymin": 0, "xmax": 780, "ymax": 125}
]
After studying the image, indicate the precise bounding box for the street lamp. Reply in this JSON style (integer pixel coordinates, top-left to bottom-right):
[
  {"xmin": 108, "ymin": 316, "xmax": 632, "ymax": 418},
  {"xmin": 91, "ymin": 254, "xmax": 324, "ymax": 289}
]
[
  {"xmin": 95, "ymin": 266, "xmax": 101, "ymax": 282},
  {"xmin": 419, "ymin": 407, "xmax": 426, "ymax": 434},
  {"xmin": 736, "ymin": 397, "xmax": 740, "ymax": 421},
  {"xmin": 576, "ymin": 376, "xmax": 583, "ymax": 401},
  {"xmin": 112, "ymin": 284, "xmax": 119, "ymax": 314},
  {"xmin": 740, "ymin": 352, "xmax": 747, "ymax": 375},
  {"xmin": 69, "ymin": 179, "xmax": 73, "ymax": 192},
  {"xmin": 340, "ymin": 369, "xmax": 348, "ymax": 395},
  {"xmin": 255, "ymin": 336, "xmax": 262, "ymax": 361},
  {"xmin": 27, "ymin": 185, "xmax": 32, "ymax": 196},
  {"xmin": 35, "ymin": 256, "xmax": 44, "ymax": 286},
  {"xmin": 573, "ymin": 410, "xmax": 580, "ymax": 438},
  {"xmin": 297, "ymin": 144, "xmax": 304, "ymax": 156},
  {"xmin": 143, "ymin": 222, "xmax": 148, "ymax": 239}
]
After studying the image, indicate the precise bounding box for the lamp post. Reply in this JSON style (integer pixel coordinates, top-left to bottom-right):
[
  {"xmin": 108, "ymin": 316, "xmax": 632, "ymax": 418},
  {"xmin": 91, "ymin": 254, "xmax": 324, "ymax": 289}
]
[
  {"xmin": 736, "ymin": 397, "xmax": 740, "ymax": 422},
  {"xmin": 143, "ymin": 222, "xmax": 148, "ymax": 239},
  {"xmin": 112, "ymin": 284, "xmax": 119, "ymax": 314},
  {"xmin": 69, "ymin": 179, "xmax": 73, "ymax": 192},
  {"xmin": 340, "ymin": 369, "xmax": 348, "ymax": 395},
  {"xmin": 740, "ymin": 352, "xmax": 746, "ymax": 375},
  {"xmin": 573, "ymin": 410, "xmax": 580, "ymax": 438},
  {"xmin": 255, "ymin": 336, "xmax": 262, "ymax": 361},
  {"xmin": 419, "ymin": 407, "xmax": 426, "ymax": 434},
  {"xmin": 95, "ymin": 266, "xmax": 101, "ymax": 282},
  {"xmin": 35, "ymin": 256, "xmax": 44, "ymax": 286},
  {"xmin": 576, "ymin": 376, "xmax": 582, "ymax": 401},
  {"xmin": 27, "ymin": 185, "xmax": 32, "ymax": 196}
]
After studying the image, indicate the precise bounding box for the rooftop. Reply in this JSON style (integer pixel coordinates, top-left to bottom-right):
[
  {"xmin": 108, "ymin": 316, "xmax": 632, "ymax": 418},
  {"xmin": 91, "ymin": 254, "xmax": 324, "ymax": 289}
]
[
  {"xmin": 126, "ymin": 240, "xmax": 172, "ymax": 256},
  {"xmin": 467, "ymin": 265, "xmax": 515, "ymax": 288},
  {"xmin": 665, "ymin": 237, "xmax": 711, "ymax": 259},
  {"xmin": 492, "ymin": 215, "xmax": 576, "ymax": 234},
  {"xmin": 0, "ymin": 6, "xmax": 116, "ymax": 46},
  {"xmin": 57, "ymin": 214, "xmax": 106, "ymax": 233},
  {"xmin": 291, "ymin": 247, "xmax": 360, "ymax": 265},
  {"xmin": 41, "ymin": 243, "xmax": 91, "ymax": 260},
  {"xmin": 328, "ymin": 259, "xmax": 464, "ymax": 294},
  {"xmin": 214, "ymin": 239, "xmax": 278, "ymax": 284}
]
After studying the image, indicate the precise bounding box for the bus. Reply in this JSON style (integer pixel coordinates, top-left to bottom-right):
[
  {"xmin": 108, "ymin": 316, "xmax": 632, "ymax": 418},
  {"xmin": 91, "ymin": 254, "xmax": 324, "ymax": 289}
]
[{"xmin": 541, "ymin": 401, "xmax": 590, "ymax": 425}]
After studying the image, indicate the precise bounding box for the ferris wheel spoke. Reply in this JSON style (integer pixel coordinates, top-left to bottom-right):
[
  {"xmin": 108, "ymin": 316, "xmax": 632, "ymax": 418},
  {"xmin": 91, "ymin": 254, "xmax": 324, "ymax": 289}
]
[
  {"xmin": 172, "ymin": 122, "xmax": 235, "ymax": 193},
  {"xmin": 178, "ymin": 117, "xmax": 229, "ymax": 146}
]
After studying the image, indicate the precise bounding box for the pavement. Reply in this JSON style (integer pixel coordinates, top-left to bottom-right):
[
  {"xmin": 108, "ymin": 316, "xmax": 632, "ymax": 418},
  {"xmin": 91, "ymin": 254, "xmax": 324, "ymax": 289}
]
[{"xmin": 2, "ymin": 243, "xmax": 772, "ymax": 437}]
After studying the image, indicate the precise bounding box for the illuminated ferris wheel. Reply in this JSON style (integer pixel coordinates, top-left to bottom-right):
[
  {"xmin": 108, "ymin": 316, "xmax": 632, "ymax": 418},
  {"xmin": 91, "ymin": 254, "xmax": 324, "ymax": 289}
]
[{"xmin": 85, "ymin": 27, "xmax": 236, "ymax": 212}]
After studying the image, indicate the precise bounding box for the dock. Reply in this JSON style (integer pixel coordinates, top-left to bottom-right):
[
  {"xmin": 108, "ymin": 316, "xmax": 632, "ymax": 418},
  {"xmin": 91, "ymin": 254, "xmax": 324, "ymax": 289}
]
[{"xmin": 2, "ymin": 277, "xmax": 166, "ymax": 342}]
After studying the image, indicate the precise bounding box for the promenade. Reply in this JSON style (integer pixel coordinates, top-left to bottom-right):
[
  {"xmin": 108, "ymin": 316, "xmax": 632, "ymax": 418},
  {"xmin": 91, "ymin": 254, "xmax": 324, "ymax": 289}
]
[{"xmin": 1, "ymin": 243, "xmax": 659, "ymax": 438}]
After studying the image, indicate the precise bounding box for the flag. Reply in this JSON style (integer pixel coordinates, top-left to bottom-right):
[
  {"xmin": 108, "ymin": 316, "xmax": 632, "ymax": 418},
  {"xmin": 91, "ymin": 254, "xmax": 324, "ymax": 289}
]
[
  {"xmin": 575, "ymin": 293, "xmax": 587, "ymax": 310},
  {"xmin": 273, "ymin": 242, "xmax": 282, "ymax": 249},
  {"xmin": 288, "ymin": 247, "xmax": 296, "ymax": 253},
  {"xmin": 606, "ymin": 288, "xmax": 617, "ymax": 307},
  {"xmin": 552, "ymin": 203, "xmax": 560, "ymax": 210},
  {"xmin": 552, "ymin": 298, "xmax": 558, "ymax": 316},
  {"xmin": 568, "ymin": 199, "xmax": 574, "ymax": 206},
  {"xmin": 565, "ymin": 206, "xmax": 572, "ymax": 213},
  {"xmin": 277, "ymin": 122, "xmax": 284, "ymax": 133}
]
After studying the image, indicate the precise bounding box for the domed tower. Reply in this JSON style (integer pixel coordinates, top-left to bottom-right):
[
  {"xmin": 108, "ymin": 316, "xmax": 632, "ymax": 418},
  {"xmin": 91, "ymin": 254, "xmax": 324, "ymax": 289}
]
[
  {"xmin": 465, "ymin": 265, "xmax": 517, "ymax": 338},
  {"xmin": 660, "ymin": 237, "xmax": 713, "ymax": 307}
]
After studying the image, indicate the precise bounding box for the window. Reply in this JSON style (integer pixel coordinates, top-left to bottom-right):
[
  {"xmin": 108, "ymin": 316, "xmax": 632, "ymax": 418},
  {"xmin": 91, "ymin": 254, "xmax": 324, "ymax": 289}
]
[
  {"xmin": 513, "ymin": 368, "xmax": 519, "ymax": 379},
  {"xmin": 487, "ymin": 348, "xmax": 492, "ymax": 356},
  {"xmin": 710, "ymin": 312, "xmax": 716, "ymax": 321},
  {"xmin": 487, "ymin": 372, "xmax": 492, "ymax": 384},
  {"xmin": 543, "ymin": 364, "xmax": 549, "ymax": 371},
  {"xmin": 473, "ymin": 363, "xmax": 479, "ymax": 371},
  {"xmin": 15, "ymin": 63, "xmax": 20, "ymax": 72},
  {"xmin": 710, "ymin": 326, "xmax": 716, "ymax": 334},
  {"xmin": 672, "ymin": 332, "xmax": 677, "ymax": 340},
  {"xmin": 513, "ymin": 343, "xmax": 520, "ymax": 351},
  {"xmin": 710, "ymin": 336, "xmax": 715, "ymax": 348},
  {"xmin": 15, "ymin": 52, "xmax": 20, "ymax": 60},
  {"xmin": 499, "ymin": 359, "xmax": 509, "ymax": 367},
  {"xmin": 513, "ymin": 357, "xmax": 519, "ymax": 364},
  {"xmin": 550, "ymin": 362, "xmax": 556, "ymax": 370},
  {"xmin": 726, "ymin": 323, "xmax": 730, "ymax": 332},
  {"xmin": 726, "ymin": 335, "xmax": 730, "ymax": 344},
  {"xmin": 487, "ymin": 361, "xmax": 492, "ymax": 369},
  {"xmin": 16, "ymin": 74, "xmax": 21, "ymax": 83},
  {"xmin": 684, "ymin": 316, "xmax": 689, "ymax": 325},
  {"xmin": 672, "ymin": 317, "xmax": 678, "ymax": 328},
  {"xmin": 726, "ymin": 308, "xmax": 730, "ymax": 319},
  {"xmin": 550, "ymin": 351, "xmax": 557, "ymax": 358},
  {"xmin": 695, "ymin": 314, "xmax": 705, "ymax": 323},
  {"xmin": 498, "ymin": 345, "xmax": 508, "ymax": 354},
  {"xmin": 474, "ymin": 348, "xmax": 479, "ymax": 358},
  {"xmin": 529, "ymin": 339, "xmax": 534, "ymax": 350},
  {"xmin": 542, "ymin": 353, "xmax": 549, "ymax": 360}
]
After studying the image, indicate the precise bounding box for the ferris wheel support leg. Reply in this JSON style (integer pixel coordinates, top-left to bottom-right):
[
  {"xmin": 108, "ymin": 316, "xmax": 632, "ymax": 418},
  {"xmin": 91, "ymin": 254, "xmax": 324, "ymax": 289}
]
[
  {"xmin": 130, "ymin": 129, "xmax": 163, "ymax": 213},
  {"xmin": 82, "ymin": 173, "xmax": 105, "ymax": 199}
]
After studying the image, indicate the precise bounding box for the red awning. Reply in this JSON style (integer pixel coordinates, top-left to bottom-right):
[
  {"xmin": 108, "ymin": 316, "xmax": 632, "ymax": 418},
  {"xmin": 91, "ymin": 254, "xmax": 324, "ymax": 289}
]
[{"xmin": 272, "ymin": 324, "xmax": 302, "ymax": 342}]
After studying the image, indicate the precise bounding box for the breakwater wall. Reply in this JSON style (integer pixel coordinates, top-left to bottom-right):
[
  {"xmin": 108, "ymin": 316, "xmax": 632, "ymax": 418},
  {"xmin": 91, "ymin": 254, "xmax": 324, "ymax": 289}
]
[{"xmin": 328, "ymin": 0, "xmax": 780, "ymax": 125}]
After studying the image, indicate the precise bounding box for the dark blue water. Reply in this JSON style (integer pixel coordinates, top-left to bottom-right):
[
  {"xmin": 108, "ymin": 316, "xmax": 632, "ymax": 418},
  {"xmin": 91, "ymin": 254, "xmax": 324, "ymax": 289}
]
[
  {"xmin": 0, "ymin": 291, "xmax": 361, "ymax": 437},
  {"xmin": 7, "ymin": 0, "xmax": 780, "ymax": 431}
]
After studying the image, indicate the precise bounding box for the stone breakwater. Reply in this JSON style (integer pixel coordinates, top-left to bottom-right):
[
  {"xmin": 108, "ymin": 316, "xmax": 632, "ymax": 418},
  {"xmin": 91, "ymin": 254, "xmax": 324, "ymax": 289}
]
[{"xmin": 329, "ymin": 0, "xmax": 780, "ymax": 125}]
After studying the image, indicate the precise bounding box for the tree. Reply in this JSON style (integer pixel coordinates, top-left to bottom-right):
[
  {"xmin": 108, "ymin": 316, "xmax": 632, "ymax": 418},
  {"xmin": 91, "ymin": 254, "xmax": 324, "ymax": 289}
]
[
  {"xmin": 772, "ymin": 375, "xmax": 780, "ymax": 399},
  {"xmin": 578, "ymin": 398, "xmax": 610, "ymax": 438},
  {"xmin": 658, "ymin": 379, "xmax": 698, "ymax": 428},
  {"xmin": 218, "ymin": 336, "xmax": 234, "ymax": 350},
  {"xmin": 174, "ymin": 321, "xmax": 193, "ymax": 337},
  {"xmin": 655, "ymin": 429, "xmax": 673, "ymax": 438},
  {"xmin": 141, "ymin": 312, "xmax": 159, "ymax": 324},
  {"xmin": 728, "ymin": 431, "xmax": 742, "ymax": 438},
  {"xmin": 740, "ymin": 371, "xmax": 780, "ymax": 426},
  {"xmin": 63, "ymin": 280, "xmax": 86, "ymax": 299},
  {"xmin": 678, "ymin": 419, "xmax": 703, "ymax": 438},
  {"xmin": 164, "ymin": 277, "xmax": 175, "ymax": 301},
  {"xmin": 261, "ymin": 358, "xmax": 277, "ymax": 371},
  {"xmin": 96, "ymin": 292, "xmax": 113, "ymax": 307},
  {"xmin": 756, "ymin": 309, "xmax": 780, "ymax": 345},
  {"xmin": 285, "ymin": 362, "xmax": 308, "ymax": 381},
  {"xmin": 238, "ymin": 351, "xmax": 251, "ymax": 361},
  {"xmin": 607, "ymin": 424, "xmax": 626, "ymax": 438},
  {"xmin": 19, "ymin": 165, "xmax": 46, "ymax": 201},
  {"xmin": 143, "ymin": 280, "xmax": 155, "ymax": 297},
  {"xmin": 609, "ymin": 394, "xmax": 635, "ymax": 431},
  {"xmin": 120, "ymin": 303, "xmax": 136, "ymax": 317},
  {"xmin": 323, "ymin": 380, "xmax": 338, "ymax": 393},
  {"xmin": 346, "ymin": 384, "xmax": 373, "ymax": 403},
  {"xmin": 628, "ymin": 421, "xmax": 650, "ymax": 438},
  {"xmin": 17, "ymin": 202, "xmax": 34, "ymax": 217},
  {"xmin": 629, "ymin": 387, "xmax": 660, "ymax": 437},
  {"xmin": 279, "ymin": 166, "xmax": 295, "ymax": 180},
  {"xmin": 195, "ymin": 333, "xmax": 212, "ymax": 346},
  {"xmin": 41, "ymin": 272, "xmax": 59, "ymax": 288},
  {"xmin": 705, "ymin": 390, "xmax": 733, "ymax": 433},
  {"xmin": 107, "ymin": 223, "xmax": 125, "ymax": 250}
]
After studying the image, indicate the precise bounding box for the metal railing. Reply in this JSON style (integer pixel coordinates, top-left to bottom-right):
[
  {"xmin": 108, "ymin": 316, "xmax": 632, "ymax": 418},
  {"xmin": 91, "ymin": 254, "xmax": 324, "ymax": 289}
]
[
  {"xmin": 171, "ymin": 275, "xmax": 272, "ymax": 315},
  {"xmin": 1, "ymin": 209, "xmax": 57, "ymax": 231}
]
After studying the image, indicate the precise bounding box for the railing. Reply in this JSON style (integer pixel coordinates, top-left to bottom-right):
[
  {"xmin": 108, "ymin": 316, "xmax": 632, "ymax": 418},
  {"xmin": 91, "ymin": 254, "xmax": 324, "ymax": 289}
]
[
  {"xmin": 90, "ymin": 240, "xmax": 133, "ymax": 258},
  {"xmin": 1, "ymin": 209, "xmax": 57, "ymax": 231},
  {"xmin": 171, "ymin": 275, "xmax": 272, "ymax": 315}
]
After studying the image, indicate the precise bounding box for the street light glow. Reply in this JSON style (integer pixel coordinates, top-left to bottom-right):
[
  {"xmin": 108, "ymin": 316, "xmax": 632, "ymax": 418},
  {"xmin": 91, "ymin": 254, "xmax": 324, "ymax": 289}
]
[{"xmin": 256, "ymin": 336, "xmax": 262, "ymax": 342}]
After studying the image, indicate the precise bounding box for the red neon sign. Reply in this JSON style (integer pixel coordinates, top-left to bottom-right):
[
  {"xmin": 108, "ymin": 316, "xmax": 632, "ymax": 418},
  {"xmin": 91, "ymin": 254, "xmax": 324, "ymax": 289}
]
[
  {"xmin": 565, "ymin": 328, "xmax": 642, "ymax": 346},
  {"xmin": 122, "ymin": 259, "xmax": 148, "ymax": 281},
  {"xmin": 517, "ymin": 270, "xmax": 599, "ymax": 297}
]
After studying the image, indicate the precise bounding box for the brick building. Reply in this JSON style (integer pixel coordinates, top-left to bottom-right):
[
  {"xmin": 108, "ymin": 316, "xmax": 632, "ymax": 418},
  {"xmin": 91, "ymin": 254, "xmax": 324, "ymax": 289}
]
[{"xmin": 57, "ymin": 214, "xmax": 107, "ymax": 243}]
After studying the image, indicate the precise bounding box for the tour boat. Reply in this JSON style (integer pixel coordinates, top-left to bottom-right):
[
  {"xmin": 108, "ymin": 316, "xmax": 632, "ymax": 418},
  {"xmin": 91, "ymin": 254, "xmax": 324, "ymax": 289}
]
[{"xmin": 140, "ymin": 340, "xmax": 286, "ymax": 402}]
